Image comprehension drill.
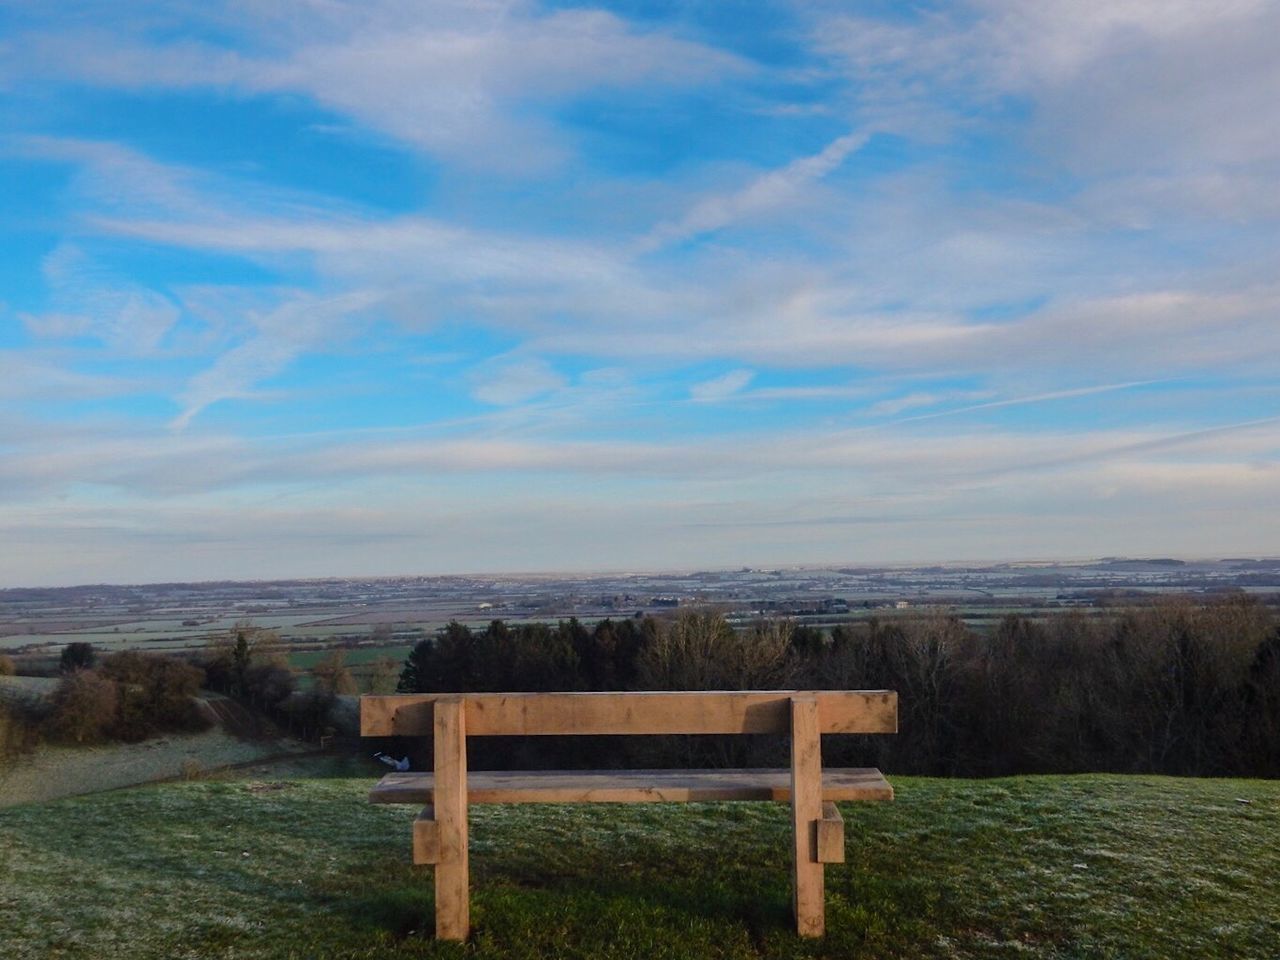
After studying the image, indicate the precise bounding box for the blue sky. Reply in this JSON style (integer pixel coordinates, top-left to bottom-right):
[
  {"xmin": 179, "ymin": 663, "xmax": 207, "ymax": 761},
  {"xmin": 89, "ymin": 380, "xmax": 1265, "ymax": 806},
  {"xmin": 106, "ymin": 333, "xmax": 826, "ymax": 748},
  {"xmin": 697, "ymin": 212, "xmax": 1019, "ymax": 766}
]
[{"xmin": 2, "ymin": 0, "xmax": 1279, "ymax": 586}]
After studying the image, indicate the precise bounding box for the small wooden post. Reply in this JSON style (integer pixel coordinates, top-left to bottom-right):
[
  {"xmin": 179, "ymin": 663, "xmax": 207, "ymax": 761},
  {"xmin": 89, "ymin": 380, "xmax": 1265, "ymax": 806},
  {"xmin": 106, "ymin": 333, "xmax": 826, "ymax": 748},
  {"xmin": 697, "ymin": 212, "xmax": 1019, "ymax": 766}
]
[
  {"xmin": 790, "ymin": 695, "xmax": 824, "ymax": 937},
  {"xmin": 412, "ymin": 806, "xmax": 439, "ymax": 865},
  {"xmin": 433, "ymin": 697, "xmax": 469, "ymax": 940},
  {"xmin": 816, "ymin": 801, "xmax": 845, "ymax": 864}
]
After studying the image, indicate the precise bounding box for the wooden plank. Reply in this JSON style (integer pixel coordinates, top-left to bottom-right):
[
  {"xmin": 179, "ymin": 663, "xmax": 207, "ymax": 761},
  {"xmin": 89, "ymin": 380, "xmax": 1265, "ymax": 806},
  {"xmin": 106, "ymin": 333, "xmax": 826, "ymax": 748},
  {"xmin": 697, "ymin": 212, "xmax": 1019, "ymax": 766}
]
[
  {"xmin": 361, "ymin": 690, "xmax": 897, "ymax": 737},
  {"xmin": 412, "ymin": 806, "xmax": 439, "ymax": 865},
  {"xmin": 790, "ymin": 695, "xmax": 825, "ymax": 938},
  {"xmin": 816, "ymin": 801, "xmax": 845, "ymax": 864},
  {"xmin": 433, "ymin": 698, "xmax": 469, "ymax": 941},
  {"xmin": 370, "ymin": 768, "xmax": 894, "ymax": 805}
]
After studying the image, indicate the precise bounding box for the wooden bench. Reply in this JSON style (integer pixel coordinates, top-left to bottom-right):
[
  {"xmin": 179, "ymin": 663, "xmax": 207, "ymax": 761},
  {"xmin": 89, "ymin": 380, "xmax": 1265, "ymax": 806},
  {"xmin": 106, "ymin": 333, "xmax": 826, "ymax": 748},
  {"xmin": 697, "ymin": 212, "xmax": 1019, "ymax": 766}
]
[{"xmin": 360, "ymin": 690, "xmax": 897, "ymax": 940}]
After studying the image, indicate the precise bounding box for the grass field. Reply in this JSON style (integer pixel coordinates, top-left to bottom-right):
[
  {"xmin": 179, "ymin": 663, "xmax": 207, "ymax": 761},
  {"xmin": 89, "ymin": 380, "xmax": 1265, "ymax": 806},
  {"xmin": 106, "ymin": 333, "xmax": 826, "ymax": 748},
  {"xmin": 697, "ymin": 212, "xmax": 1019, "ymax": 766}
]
[
  {"xmin": 288, "ymin": 644, "xmax": 413, "ymax": 670},
  {"xmin": 1, "ymin": 765, "xmax": 1277, "ymax": 959}
]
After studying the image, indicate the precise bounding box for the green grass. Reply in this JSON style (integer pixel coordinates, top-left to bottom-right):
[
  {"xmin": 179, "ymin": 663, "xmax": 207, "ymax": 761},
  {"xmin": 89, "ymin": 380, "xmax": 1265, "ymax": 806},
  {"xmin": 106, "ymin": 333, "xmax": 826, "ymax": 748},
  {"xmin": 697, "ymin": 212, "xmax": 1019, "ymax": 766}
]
[
  {"xmin": 288, "ymin": 644, "xmax": 412, "ymax": 670},
  {"xmin": 1, "ymin": 766, "xmax": 1277, "ymax": 959}
]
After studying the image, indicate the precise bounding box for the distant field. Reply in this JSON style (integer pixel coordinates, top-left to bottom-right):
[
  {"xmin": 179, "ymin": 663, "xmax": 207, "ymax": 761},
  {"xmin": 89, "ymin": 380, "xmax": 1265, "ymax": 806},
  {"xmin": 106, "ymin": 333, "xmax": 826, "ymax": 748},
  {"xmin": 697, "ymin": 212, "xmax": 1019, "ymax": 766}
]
[
  {"xmin": 0, "ymin": 616, "xmax": 427, "ymax": 654},
  {"xmin": 288, "ymin": 644, "xmax": 413, "ymax": 670},
  {"xmin": 1, "ymin": 771, "xmax": 1277, "ymax": 958},
  {"xmin": 1, "ymin": 592, "xmax": 1269, "ymax": 657}
]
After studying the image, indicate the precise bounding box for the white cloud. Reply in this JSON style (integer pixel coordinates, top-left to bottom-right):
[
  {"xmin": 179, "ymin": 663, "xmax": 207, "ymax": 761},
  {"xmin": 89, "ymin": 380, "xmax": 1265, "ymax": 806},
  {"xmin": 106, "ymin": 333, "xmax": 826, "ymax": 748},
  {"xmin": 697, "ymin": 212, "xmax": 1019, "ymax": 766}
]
[
  {"xmin": 0, "ymin": 350, "xmax": 143, "ymax": 402},
  {"xmin": 49, "ymin": 136, "xmax": 1280, "ymax": 395},
  {"xmin": 2, "ymin": 401, "xmax": 1275, "ymax": 505},
  {"xmin": 640, "ymin": 130, "xmax": 870, "ymax": 251},
  {"xmin": 24, "ymin": 244, "xmax": 179, "ymax": 355},
  {"xmin": 815, "ymin": 0, "xmax": 1280, "ymax": 204},
  {"xmin": 470, "ymin": 357, "xmax": 566, "ymax": 406},
  {"xmin": 1, "ymin": 410, "xmax": 1276, "ymax": 583},
  {"xmin": 5, "ymin": 2, "xmax": 1280, "ymax": 581},
  {"xmin": 16, "ymin": 2, "xmax": 746, "ymax": 170},
  {"xmin": 689, "ymin": 369, "xmax": 755, "ymax": 402},
  {"xmin": 173, "ymin": 289, "xmax": 383, "ymax": 428},
  {"xmin": 19, "ymin": 312, "xmax": 95, "ymax": 338},
  {"xmin": 743, "ymin": 383, "xmax": 874, "ymax": 402},
  {"xmin": 887, "ymin": 381, "xmax": 1162, "ymax": 424},
  {"xmin": 866, "ymin": 393, "xmax": 952, "ymax": 418}
]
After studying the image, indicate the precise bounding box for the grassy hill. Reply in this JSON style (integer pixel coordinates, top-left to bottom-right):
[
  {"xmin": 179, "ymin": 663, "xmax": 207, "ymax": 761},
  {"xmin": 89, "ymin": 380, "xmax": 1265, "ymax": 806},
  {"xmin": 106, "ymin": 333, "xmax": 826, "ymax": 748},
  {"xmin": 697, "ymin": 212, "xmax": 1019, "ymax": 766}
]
[
  {"xmin": 1, "ymin": 764, "xmax": 1277, "ymax": 959},
  {"xmin": 0, "ymin": 686, "xmax": 314, "ymax": 808}
]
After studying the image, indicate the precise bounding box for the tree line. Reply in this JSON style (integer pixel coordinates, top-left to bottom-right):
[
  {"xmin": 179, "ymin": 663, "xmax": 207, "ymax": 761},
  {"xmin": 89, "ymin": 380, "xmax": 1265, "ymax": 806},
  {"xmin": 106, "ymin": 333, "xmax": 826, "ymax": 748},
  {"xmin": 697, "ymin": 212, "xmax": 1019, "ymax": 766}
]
[
  {"xmin": 5, "ymin": 595, "xmax": 1277, "ymax": 778},
  {"xmin": 391, "ymin": 596, "xmax": 1280, "ymax": 778}
]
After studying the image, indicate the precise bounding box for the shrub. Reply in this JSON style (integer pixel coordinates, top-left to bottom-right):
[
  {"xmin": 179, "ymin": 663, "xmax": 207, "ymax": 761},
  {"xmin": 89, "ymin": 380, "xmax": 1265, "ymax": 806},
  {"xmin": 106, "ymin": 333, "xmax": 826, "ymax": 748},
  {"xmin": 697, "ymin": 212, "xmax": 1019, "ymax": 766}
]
[
  {"xmin": 367, "ymin": 657, "xmax": 399, "ymax": 695},
  {"xmin": 45, "ymin": 670, "xmax": 119, "ymax": 744},
  {"xmin": 244, "ymin": 658, "xmax": 296, "ymax": 709},
  {"xmin": 0, "ymin": 654, "xmax": 15, "ymax": 676},
  {"xmin": 283, "ymin": 690, "xmax": 336, "ymax": 741},
  {"xmin": 0, "ymin": 701, "xmax": 40, "ymax": 757},
  {"xmin": 99, "ymin": 652, "xmax": 208, "ymax": 741},
  {"xmin": 59, "ymin": 642, "xmax": 96, "ymax": 674}
]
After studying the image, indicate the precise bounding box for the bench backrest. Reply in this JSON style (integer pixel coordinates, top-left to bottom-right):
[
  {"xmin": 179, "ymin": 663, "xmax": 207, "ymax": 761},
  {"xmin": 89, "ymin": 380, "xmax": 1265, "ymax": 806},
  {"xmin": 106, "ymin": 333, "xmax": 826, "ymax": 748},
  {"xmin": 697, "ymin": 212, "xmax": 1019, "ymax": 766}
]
[{"xmin": 360, "ymin": 690, "xmax": 897, "ymax": 737}]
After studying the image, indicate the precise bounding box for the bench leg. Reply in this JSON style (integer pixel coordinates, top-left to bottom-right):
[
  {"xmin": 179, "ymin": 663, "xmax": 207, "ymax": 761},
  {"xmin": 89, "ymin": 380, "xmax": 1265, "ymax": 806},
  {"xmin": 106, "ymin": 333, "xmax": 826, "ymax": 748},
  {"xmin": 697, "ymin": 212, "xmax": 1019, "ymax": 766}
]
[
  {"xmin": 433, "ymin": 697, "xmax": 469, "ymax": 940},
  {"xmin": 790, "ymin": 695, "xmax": 825, "ymax": 937}
]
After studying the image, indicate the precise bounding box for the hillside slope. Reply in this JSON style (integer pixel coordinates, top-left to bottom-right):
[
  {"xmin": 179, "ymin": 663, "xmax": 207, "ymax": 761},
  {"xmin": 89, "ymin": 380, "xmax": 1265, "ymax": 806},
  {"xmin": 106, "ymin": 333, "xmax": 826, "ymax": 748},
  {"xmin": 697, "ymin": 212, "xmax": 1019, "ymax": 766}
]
[
  {"xmin": 1, "ymin": 771, "xmax": 1277, "ymax": 959},
  {"xmin": 0, "ymin": 691, "xmax": 311, "ymax": 807}
]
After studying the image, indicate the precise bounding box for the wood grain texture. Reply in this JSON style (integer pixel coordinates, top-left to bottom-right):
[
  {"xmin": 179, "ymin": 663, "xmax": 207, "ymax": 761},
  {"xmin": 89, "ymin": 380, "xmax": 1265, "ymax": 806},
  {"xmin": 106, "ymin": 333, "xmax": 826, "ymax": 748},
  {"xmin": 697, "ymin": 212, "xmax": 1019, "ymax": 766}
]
[
  {"xmin": 816, "ymin": 801, "xmax": 845, "ymax": 864},
  {"xmin": 360, "ymin": 690, "xmax": 897, "ymax": 737},
  {"xmin": 433, "ymin": 698, "xmax": 469, "ymax": 941},
  {"xmin": 412, "ymin": 806, "xmax": 439, "ymax": 865},
  {"xmin": 369, "ymin": 768, "xmax": 894, "ymax": 805},
  {"xmin": 790, "ymin": 696, "xmax": 825, "ymax": 937}
]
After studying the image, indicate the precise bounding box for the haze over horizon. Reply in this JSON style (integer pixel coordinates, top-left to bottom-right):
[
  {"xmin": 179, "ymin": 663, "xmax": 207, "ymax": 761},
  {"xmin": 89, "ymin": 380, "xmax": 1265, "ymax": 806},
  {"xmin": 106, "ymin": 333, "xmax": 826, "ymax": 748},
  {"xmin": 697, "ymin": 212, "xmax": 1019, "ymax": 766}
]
[
  {"xmin": 7, "ymin": 554, "xmax": 1280, "ymax": 595},
  {"xmin": 3, "ymin": 1, "xmax": 1279, "ymax": 587}
]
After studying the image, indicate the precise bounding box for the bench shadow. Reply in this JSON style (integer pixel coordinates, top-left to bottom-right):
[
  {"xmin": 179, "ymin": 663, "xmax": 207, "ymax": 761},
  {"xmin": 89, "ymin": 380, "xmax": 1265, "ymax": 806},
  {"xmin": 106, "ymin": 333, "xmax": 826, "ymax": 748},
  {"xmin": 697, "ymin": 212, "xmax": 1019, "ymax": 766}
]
[
  {"xmin": 334, "ymin": 880, "xmax": 436, "ymax": 942},
  {"xmin": 571, "ymin": 871, "xmax": 793, "ymax": 937},
  {"xmin": 328, "ymin": 861, "xmax": 794, "ymax": 944},
  {"xmin": 478, "ymin": 819, "xmax": 797, "ymax": 933}
]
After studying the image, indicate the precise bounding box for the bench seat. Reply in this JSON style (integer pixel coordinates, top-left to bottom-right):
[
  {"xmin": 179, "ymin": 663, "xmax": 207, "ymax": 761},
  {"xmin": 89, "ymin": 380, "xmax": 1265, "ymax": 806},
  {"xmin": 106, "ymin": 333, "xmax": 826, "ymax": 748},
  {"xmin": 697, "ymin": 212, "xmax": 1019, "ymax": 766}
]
[{"xmin": 370, "ymin": 767, "xmax": 893, "ymax": 804}]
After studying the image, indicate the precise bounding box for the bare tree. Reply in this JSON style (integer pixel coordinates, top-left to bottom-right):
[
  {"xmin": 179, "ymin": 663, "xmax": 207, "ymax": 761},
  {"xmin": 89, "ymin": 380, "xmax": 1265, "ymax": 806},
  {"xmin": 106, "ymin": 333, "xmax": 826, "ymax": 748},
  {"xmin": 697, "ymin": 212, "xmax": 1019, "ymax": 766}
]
[{"xmin": 313, "ymin": 650, "xmax": 358, "ymax": 696}]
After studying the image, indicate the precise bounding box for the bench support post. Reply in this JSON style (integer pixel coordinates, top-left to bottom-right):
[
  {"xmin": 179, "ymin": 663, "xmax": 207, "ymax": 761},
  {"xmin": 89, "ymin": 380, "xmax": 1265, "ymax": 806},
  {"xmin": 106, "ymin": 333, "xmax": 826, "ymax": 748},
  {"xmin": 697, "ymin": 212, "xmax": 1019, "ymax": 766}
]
[
  {"xmin": 790, "ymin": 695, "xmax": 825, "ymax": 937},
  {"xmin": 816, "ymin": 801, "xmax": 845, "ymax": 864},
  {"xmin": 433, "ymin": 697, "xmax": 469, "ymax": 940}
]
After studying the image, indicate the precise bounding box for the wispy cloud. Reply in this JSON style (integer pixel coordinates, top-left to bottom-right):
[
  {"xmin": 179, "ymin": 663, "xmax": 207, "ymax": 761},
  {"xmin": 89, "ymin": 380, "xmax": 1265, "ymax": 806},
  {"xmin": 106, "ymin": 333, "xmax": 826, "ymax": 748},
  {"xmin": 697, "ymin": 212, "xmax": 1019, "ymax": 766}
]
[
  {"xmin": 889, "ymin": 380, "xmax": 1168, "ymax": 424},
  {"xmin": 471, "ymin": 357, "xmax": 566, "ymax": 406},
  {"xmin": 689, "ymin": 369, "xmax": 754, "ymax": 402},
  {"xmin": 13, "ymin": 3, "xmax": 747, "ymax": 170},
  {"xmin": 174, "ymin": 289, "xmax": 383, "ymax": 428},
  {"xmin": 640, "ymin": 130, "xmax": 871, "ymax": 251},
  {"xmin": 866, "ymin": 392, "xmax": 967, "ymax": 418},
  {"xmin": 0, "ymin": 349, "xmax": 145, "ymax": 402},
  {"xmin": 1, "ymin": 1, "xmax": 1278, "ymax": 582},
  {"xmin": 23, "ymin": 244, "xmax": 179, "ymax": 356}
]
